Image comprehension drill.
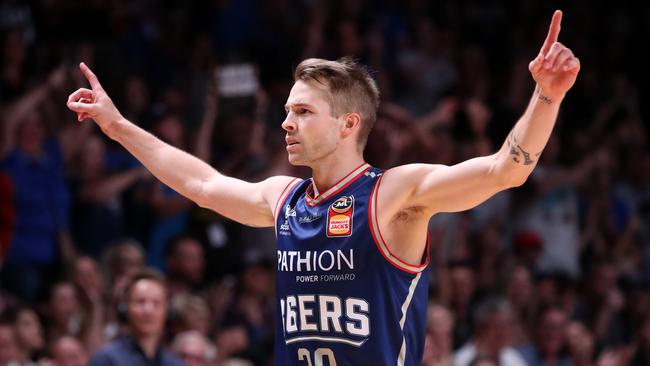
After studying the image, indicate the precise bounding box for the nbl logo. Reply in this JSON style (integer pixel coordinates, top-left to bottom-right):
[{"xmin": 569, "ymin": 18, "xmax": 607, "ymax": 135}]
[
  {"xmin": 331, "ymin": 196, "xmax": 353, "ymax": 213},
  {"xmin": 327, "ymin": 196, "xmax": 354, "ymax": 237}
]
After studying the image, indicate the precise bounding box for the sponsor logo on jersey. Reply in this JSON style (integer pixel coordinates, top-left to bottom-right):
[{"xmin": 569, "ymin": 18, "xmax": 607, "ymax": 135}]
[
  {"xmin": 279, "ymin": 204, "xmax": 295, "ymax": 235},
  {"xmin": 327, "ymin": 196, "xmax": 354, "ymax": 237},
  {"xmin": 277, "ymin": 249, "xmax": 354, "ymax": 272},
  {"xmin": 285, "ymin": 205, "xmax": 296, "ymax": 218},
  {"xmin": 280, "ymin": 294, "xmax": 370, "ymax": 346},
  {"xmin": 298, "ymin": 214, "xmax": 322, "ymax": 223}
]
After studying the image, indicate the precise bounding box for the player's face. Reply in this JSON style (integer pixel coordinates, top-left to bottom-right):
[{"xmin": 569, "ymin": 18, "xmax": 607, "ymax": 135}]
[{"xmin": 282, "ymin": 80, "xmax": 342, "ymax": 166}]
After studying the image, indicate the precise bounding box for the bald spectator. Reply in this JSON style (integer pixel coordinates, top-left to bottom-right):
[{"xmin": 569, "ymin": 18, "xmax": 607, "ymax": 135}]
[
  {"xmin": 168, "ymin": 294, "xmax": 211, "ymax": 336},
  {"xmin": 171, "ymin": 331, "xmax": 216, "ymax": 366},
  {"xmin": 49, "ymin": 336, "xmax": 88, "ymax": 366}
]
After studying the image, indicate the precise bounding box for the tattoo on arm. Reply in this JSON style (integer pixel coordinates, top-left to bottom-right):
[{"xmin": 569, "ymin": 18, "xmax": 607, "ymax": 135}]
[
  {"xmin": 506, "ymin": 132, "xmax": 541, "ymax": 165},
  {"xmin": 538, "ymin": 94, "xmax": 552, "ymax": 104}
]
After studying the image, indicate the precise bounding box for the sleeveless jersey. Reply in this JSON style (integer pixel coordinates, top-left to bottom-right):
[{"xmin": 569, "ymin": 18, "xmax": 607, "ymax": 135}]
[{"xmin": 274, "ymin": 163, "xmax": 430, "ymax": 366}]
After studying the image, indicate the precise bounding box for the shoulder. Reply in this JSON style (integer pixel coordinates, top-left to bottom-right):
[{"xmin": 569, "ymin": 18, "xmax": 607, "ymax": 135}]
[
  {"xmin": 261, "ymin": 175, "xmax": 302, "ymax": 192},
  {"xmin": 87, "ymin": 339, "xmax": 129, "ymax": 365},
  {"xmin": 374, "ymin": 164, "xmax": 443, "ymax": 211},
  {"xmin": 161, "ymin": 349, "xmax": 185, "ymax": 366},
  {"xmin": 380, "ymin": 164, "xmax": 446, "ymax": 198},
  {"xmin": 261, "ymin": 175, "xmax": 302, "ymax": 203},
  {"xmin": 383, "ymin": 163, "xmax": 445, "ymax": 182}
]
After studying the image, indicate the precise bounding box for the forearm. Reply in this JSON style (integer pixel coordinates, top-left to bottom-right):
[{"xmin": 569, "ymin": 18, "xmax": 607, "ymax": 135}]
[
  {"xmin": 496, "ymin": 85, "xmax": 563, "ymax": 184},
  {"xmin": 108, "ymin": 118, "xmax": 219, "ymax": 204}
]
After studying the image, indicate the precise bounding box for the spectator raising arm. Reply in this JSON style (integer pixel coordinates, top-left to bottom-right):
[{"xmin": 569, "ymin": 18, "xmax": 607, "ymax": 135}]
[
  {"xmin": 67, "ymin": 63, "xmax": 296, "ymax": 228},
  {"xmin": 0, "ymin": 67, "xmax": 64, "ymax": 158}
]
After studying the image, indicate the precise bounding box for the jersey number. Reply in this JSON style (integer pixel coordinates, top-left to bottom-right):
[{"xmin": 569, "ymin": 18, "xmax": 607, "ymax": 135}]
[{"xmin": 298, "ymin": 348, "xmax": 337, "ymax": 366}]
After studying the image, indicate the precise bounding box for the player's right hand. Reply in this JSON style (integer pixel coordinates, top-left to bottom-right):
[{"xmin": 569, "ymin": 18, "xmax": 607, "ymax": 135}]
[{"xmin": 66, "ymin": 62, "xmax": 124, "ymax": 135}]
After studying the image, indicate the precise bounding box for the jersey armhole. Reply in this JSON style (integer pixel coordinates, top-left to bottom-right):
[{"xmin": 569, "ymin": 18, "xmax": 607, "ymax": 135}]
[
  {"xmin": 273, "ymin": 178, "xmax": 302, "ymax": 237},
  {"xmin": 368, "ymin": 174, "xmax": 430, "ymax": 274}
]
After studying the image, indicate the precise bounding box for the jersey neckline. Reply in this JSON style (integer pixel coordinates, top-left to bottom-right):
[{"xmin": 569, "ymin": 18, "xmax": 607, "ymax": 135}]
[{"xmin": 305, "ymin": 163, "xmax": 371, "ymax": 207}]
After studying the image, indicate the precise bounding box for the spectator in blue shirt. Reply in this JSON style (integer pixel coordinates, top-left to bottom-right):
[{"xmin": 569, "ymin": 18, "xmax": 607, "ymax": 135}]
[
  {"xmin": 87, "ymin": 268, "xmax": 183, "ymax": 366},
  {"xmin": 0, "ymin": 83, "xmax": 73, "ymax": 301}
]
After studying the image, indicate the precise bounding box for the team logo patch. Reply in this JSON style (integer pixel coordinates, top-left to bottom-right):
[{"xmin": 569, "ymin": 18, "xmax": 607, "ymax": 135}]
[{"xmin": 327, "ymin": 196, "xmax": 354, "ymax": 237}]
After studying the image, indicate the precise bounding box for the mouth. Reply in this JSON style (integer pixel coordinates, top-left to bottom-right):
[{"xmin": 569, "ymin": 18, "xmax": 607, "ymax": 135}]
[
  {"xmin": 286, "ymin": 142, "xmax": 300, "ymax": 152},
  {"xmin": 286, "ymin": 137, "xmax": 300, "ymax": 149}
]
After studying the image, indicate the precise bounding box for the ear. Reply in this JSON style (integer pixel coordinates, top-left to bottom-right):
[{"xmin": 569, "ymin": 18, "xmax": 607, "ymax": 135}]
[{"xmin": 340, "ymin": 113, "xmax": 362, "ymax": 138}]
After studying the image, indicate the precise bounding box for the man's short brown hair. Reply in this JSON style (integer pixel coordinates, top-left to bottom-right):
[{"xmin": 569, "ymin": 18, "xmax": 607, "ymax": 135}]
[
  {"xmin": 122, "ymin": 267, "xmax": 167, "ymax": 302},
  {"xmin": 294, "ymin": 57, "xmax": 380, "ymax": 149}
]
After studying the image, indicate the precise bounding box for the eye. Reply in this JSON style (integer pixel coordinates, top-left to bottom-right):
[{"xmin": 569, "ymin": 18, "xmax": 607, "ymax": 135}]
[{"xmin": 296, "ymin": 108, "xmax": 310, "ymax": 115}]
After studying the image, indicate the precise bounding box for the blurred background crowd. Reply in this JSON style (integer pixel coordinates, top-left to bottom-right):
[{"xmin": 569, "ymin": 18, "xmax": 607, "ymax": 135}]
[{"xmin": 1, "ymin": 0, "xmax": 650, "ymax": 365}]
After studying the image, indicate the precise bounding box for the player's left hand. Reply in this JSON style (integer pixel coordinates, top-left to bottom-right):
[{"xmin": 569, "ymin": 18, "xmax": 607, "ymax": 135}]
[{"xmin": 529, "ymin": 10, "xmax": 580, "ymax": 99}]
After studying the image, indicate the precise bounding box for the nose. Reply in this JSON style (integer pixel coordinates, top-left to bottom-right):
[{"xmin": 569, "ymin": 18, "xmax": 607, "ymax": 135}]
[
  {"xmin": 281, "ymin": 115, "xmax": 296, "ymax": 132},
  {"xmin": 141, "ymin": 300, "xmax": 158, "ymax": 314}
]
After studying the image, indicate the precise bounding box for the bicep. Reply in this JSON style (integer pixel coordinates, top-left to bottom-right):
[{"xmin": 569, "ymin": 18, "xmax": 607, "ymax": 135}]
[
  {"xmin": 401, "ymin": 155, "xmax": 510, "ymax": 214},
  {"xmin": 198, "ymin": 174, "xmax": 298, "ymax": 227}
]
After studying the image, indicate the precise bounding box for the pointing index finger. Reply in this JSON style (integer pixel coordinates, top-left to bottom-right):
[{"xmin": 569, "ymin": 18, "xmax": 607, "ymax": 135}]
[
  {"xmin": 79, "ymin": 62, "xmax": 104, "ymax": 91},
  {"xmin": 541, "ymin": 10, "xmax": 563, "ymax": 56}
]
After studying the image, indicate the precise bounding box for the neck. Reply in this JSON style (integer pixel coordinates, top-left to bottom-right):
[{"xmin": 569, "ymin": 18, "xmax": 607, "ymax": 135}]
[
  {"xmin": 310, "ymin": 151, "xmax": 365, "ymax": 194},
  {"xmin": 135, "ymin": 333, "xmax": 161, "ymax": 359}
]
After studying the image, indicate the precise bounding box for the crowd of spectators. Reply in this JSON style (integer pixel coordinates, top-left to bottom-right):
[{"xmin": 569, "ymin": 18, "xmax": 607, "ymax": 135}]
[{"xmin": 1, "ymin": 0, "xmax": 650, "ymax": 365}]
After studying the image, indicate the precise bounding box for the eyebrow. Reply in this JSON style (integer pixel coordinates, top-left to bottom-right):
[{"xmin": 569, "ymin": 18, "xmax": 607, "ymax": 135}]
[{"xmin": 284, "ymin": 102, "xmax": 315, "ymax": 111}]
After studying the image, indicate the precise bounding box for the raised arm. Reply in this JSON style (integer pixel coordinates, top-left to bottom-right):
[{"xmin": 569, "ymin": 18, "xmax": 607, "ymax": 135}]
[
  {"xmin": 385, "ymin": 10, "xmax": 580, "ymax": 215},
  {"xmin": 67, "ymin": 63, "xmax": 295, "ymax": 227},
  {"xmin": 1, "ymin": 66, "xmax": 65, "ymax": 158}
]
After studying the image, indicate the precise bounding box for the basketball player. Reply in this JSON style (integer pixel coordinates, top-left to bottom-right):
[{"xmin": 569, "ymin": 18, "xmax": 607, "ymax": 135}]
[{"xmin": 67, "ymin": 10, "xmax": 579, "ymax": 366}]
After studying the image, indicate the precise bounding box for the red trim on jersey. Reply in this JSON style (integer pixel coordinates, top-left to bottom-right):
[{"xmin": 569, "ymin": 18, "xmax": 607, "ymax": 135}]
[
  {"xmin": 368, "ymin": 175, "xmax": 429, "ymax": 274},
  {"xmin": 305, "ymin": 163, "xmax": 370, "ymax": 207},
  {"xmin": 273, "ymin": 178, "xmax": 302, "ymax": 237}
]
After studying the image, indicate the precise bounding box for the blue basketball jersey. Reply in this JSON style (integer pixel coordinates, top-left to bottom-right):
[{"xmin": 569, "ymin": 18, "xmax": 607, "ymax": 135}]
[{"xmin": 274, "ymin": 163, "xmax": 430, "ymax": 366}]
